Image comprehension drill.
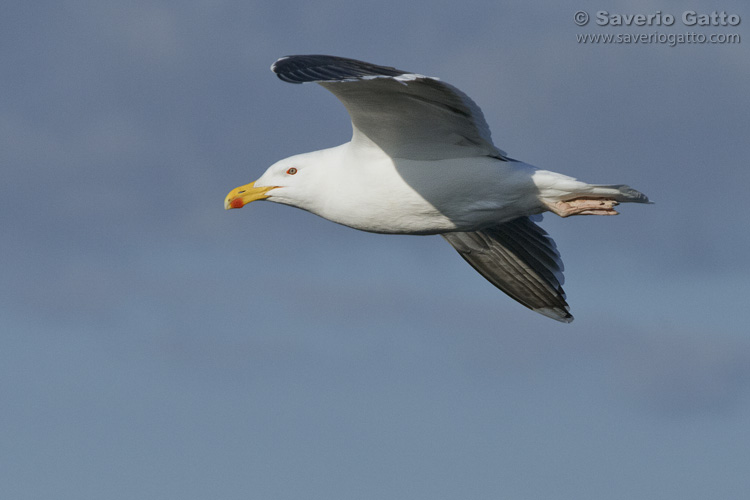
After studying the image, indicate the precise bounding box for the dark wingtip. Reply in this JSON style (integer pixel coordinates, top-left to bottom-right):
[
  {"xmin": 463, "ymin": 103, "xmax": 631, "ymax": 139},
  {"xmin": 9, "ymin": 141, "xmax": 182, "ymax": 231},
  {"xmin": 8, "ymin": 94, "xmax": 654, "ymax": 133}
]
[
  {"xmin": 534, "ymin": 306, "xmax": 574, "ymax": 323},
  {"xmin": 270, "ymin": 54, "xmax": 408, "ymax": 84}
]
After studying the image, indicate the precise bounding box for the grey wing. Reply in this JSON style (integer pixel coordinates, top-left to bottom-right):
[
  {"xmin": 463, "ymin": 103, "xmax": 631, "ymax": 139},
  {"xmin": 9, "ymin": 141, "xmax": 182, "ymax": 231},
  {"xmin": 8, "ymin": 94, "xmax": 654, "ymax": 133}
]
[
  {"xmin": 271, "ymin": 55, "xmax": 506, "ymax": 161},
  {"xmin": 442, "ymin": 217, "xmax": 573, "ymax": 323}
]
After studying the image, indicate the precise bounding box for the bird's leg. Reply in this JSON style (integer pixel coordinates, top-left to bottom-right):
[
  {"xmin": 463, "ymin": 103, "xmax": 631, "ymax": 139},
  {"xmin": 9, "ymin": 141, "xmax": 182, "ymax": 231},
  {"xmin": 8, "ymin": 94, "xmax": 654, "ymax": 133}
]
[{"xmin": 544, "ymin": 198, "xmax": 620, "ymax": 217}]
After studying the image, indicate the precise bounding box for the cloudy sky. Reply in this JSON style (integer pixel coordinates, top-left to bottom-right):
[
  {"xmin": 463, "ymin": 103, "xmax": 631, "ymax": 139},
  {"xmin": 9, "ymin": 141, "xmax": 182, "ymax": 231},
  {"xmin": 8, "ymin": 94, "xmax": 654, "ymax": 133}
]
[{"xmin": 2, "ymin": 0, "xmax": 749, "ymax": 498}]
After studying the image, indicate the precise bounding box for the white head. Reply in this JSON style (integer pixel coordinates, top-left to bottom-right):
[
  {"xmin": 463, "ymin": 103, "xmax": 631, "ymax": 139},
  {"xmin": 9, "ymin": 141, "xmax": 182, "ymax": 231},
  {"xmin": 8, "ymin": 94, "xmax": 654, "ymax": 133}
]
[{"xmin": 224, "ymin": 152, "xmax": 324, "ymax": 211}]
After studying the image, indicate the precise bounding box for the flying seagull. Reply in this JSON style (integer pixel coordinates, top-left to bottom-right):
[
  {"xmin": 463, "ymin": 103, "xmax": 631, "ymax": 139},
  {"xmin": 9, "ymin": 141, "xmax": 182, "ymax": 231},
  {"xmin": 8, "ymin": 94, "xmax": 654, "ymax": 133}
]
[{"xmin": 225, "ymin": 55, "xmax": 649, "ymax": 322}]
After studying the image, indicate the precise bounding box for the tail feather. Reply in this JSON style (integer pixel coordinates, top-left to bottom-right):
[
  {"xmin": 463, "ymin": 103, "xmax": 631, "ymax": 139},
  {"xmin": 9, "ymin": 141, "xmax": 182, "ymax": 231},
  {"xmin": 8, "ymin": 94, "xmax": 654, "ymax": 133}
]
[
  {"xmin": 585, "ymin": 184, "xmax": 651, "ymax": 204},
  {"xmin": 533, "ymin": 171, "xmax": 650, "ymax": 205}
]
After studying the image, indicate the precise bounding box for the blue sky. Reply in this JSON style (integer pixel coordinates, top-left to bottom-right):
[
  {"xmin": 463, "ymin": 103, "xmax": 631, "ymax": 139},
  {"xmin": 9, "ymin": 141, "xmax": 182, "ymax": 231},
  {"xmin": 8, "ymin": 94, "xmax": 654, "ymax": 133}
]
[{"xmin": 2, "ymin": 1, "xmax": 749, "ymax": 498}]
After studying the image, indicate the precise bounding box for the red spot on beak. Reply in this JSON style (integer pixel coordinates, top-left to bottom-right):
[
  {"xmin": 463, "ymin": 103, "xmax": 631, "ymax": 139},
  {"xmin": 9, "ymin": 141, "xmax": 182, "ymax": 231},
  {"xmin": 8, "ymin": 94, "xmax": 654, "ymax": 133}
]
[{"xmin": 230, "ymin": 198, "xmax": 244, "ymax": 209}]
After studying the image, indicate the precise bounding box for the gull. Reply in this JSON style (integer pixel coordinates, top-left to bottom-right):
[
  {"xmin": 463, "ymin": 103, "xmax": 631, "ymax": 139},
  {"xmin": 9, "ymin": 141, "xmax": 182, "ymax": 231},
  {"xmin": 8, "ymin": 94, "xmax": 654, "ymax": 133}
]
[{"xmin": 225, "ymin": 55, "xmax": 650, "ymax": 322}]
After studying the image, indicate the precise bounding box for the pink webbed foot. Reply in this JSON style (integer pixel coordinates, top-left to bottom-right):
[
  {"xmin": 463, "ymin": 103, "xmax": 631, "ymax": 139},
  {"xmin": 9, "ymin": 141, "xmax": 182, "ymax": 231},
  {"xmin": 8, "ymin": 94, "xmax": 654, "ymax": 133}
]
[{"xmin": 544, "ymin": 198, "xmax": 620, "ymax": 218}]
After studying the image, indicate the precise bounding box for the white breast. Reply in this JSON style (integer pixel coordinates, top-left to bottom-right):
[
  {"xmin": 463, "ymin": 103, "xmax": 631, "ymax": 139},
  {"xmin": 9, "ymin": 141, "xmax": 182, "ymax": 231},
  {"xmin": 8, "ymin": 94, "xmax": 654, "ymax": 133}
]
[{"xmin": 305, "ymin": 144, "xmax": 542, "ymax": 235}]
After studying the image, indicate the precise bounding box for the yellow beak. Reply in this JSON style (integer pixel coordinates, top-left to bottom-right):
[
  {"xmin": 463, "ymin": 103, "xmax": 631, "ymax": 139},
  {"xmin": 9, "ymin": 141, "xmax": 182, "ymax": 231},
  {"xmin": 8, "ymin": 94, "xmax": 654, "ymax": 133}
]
[{"xmin": 224, "ymin": 181, "xmax": 277, "ymax": 210}]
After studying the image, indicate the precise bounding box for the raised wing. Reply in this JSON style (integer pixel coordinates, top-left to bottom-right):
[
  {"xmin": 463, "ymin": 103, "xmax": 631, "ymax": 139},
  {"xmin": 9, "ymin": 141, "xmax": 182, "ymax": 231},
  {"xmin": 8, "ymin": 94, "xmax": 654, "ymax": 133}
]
[
  {"xmin": 271, "ymin": 55, "xmax": 506, "ymax": 161},
  {"xmin": 442, "ymin": 217, "xmax": 572, "ymax": 323}
]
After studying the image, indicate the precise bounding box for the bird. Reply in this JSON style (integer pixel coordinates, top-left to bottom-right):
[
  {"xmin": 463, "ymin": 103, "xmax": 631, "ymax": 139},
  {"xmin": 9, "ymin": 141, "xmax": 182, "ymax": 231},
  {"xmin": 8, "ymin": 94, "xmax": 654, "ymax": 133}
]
[{"xmin": 225, "ymin": 55, "xmax": 650, "ymax": 323}]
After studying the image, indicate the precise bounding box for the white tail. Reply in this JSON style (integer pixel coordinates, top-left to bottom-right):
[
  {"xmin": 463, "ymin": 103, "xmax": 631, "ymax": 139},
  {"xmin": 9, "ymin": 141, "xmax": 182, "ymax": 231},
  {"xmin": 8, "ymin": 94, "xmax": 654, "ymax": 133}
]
[{"xmin": 533, "ymin": 170, "xmax": 651, "ymax": 217}]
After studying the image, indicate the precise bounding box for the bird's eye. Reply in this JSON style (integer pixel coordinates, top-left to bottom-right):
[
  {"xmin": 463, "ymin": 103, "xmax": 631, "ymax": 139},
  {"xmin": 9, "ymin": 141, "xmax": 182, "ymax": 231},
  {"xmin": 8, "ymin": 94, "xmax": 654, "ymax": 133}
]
[{"xmin": 286, "ymin": 168, "xmax": 297, "ymax": 175}]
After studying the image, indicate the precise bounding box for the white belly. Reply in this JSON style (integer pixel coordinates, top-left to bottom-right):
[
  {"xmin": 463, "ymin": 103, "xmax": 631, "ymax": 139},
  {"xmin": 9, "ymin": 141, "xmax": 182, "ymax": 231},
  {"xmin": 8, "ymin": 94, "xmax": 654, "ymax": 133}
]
[{"xmin": 313, "ymin": 153, "xmax": 543, "ymax": 234}]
